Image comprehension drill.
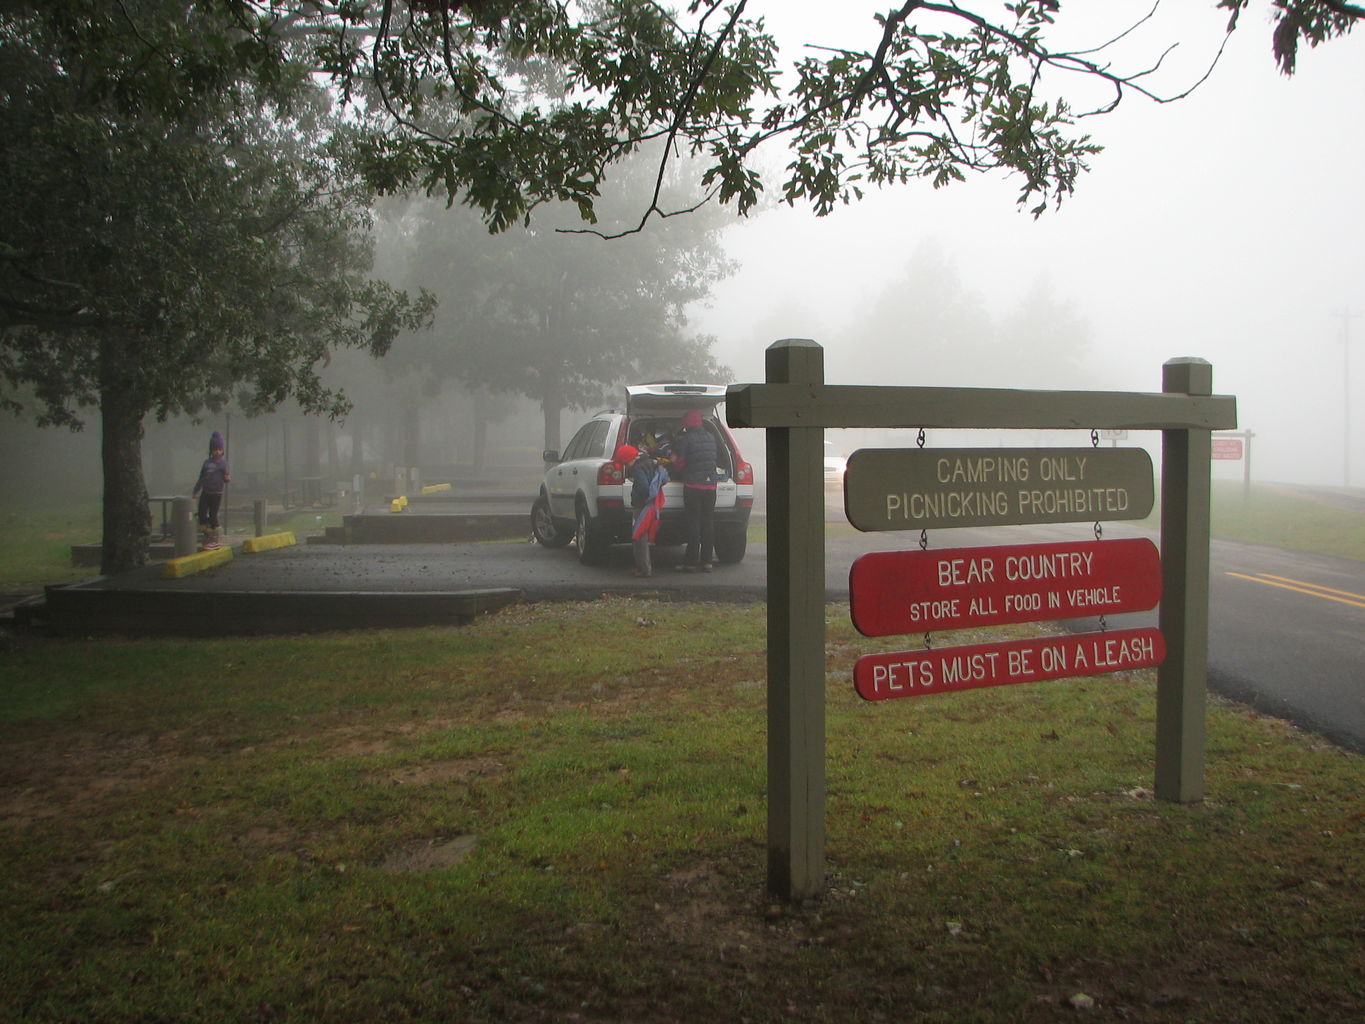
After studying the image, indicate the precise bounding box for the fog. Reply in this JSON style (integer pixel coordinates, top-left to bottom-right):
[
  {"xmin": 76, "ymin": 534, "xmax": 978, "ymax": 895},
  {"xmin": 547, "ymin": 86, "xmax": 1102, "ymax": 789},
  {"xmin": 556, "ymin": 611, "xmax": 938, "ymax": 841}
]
[
  {"xmin": 693, "ymin": 3, "xmax": 1365, "ymax": 488},
  {"xmin": 4, "ymin": 4, "xmax": 1360, "ymax": 501}
]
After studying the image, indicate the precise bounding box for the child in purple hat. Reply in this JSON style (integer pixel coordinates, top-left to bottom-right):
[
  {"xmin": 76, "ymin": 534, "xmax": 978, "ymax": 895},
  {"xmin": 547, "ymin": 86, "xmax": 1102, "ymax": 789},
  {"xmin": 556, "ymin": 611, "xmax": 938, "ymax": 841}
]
[{"xmin": 191, "ymin": 430, "xmax": 231, "ymax": 549}]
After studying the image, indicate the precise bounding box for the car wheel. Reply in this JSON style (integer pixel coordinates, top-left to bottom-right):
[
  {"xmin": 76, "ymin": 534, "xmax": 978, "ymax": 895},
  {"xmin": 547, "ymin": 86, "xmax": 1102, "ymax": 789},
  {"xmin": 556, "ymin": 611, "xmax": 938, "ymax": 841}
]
[
  {"xmin": 531, "ymin": 495, "xmax": 571, "ymax": 548},
  {"xmin": 714, "ymin": 524, "xmax": 747, "ymax": 564},
  {"xmin": 575, "ymin": 502, "xmax": 607, "ymax": 565}
]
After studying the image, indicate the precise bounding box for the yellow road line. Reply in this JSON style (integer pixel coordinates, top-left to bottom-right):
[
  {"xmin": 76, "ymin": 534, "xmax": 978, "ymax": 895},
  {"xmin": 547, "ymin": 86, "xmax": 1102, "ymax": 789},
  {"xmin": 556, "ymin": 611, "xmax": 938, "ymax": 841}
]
[
  {"xmin": 1258, "ymin": 574, "xmax": 1365, "ymax": 603},
  {"xmin": 1226, "ymin": 572, "xmax": 1365, "ymax": 610}
]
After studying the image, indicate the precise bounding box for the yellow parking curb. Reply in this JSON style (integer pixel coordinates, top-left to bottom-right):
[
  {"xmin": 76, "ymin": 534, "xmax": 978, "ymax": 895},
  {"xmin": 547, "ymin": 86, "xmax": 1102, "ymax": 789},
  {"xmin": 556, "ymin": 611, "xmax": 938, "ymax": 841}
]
[
  {"xmin": 161, "ymin": 545, "xmax": 233, "ymax": 579},
  {"xmin": 420, "ymin": 483, "xmax": 452, "ymax": 494},
  {"xmin": 241, "ymin": 531, "xmax": 297, "ymax": 554}
]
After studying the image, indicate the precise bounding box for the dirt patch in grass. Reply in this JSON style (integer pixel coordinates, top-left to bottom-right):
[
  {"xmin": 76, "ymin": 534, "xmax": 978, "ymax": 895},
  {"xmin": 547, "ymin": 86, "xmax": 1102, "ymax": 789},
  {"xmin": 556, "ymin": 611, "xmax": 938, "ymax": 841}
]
[
  {"xmin": 381, "ymin": 833, "xmax": 480, "ymax": 871},
  {"xmin": 620, "ymin": 851, "xmax": 1325, "ymax": 1024},
  {"xmin": 0, "ymin": 727, "xmax": 204, "ymax": 825},
  {"xmin": 386, "ymin": 757, "xmax": 505, "ymax": 787}
]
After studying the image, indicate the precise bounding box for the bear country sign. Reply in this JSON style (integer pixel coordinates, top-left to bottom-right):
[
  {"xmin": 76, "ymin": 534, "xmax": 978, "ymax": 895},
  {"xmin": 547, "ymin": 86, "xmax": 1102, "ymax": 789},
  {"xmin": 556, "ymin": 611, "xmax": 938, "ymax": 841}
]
[{"xmin": 849, "ymin": 538, "xmax": 1162, "ymax": 636}]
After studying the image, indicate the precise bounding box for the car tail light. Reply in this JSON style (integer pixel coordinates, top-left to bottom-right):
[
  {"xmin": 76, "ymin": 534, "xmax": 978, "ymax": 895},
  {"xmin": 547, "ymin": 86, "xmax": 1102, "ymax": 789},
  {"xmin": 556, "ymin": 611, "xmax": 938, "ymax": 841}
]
[
  {"xmin": 734, "ymin": 460, "xmax": 754, "ymax": 485},
  {"xmin": 598, "ymin": 461, "xmax": 626, "ymax": 486}
]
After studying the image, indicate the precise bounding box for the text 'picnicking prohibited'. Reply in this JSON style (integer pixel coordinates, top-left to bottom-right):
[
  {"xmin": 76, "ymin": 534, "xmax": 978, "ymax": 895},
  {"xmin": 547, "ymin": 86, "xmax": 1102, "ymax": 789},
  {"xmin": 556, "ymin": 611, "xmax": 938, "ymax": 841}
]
[{"xmin": 844, "ymin": 447, "xmax": 1155, "ymax": 531}]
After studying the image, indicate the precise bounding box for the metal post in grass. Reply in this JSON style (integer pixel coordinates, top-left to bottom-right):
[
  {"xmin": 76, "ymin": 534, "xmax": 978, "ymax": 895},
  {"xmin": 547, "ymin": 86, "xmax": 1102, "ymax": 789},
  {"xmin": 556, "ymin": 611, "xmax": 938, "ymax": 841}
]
[
  {"xmin": 764, "ymin": 339, "xmax": 827, "ymax": 902},
  {"xmin": 1156, "ymin": 357, "xmax": 1215, "ymax": 803},
  {"xmin": 172, "ymin": 496, "xmax": 196, "ymax": 558}
]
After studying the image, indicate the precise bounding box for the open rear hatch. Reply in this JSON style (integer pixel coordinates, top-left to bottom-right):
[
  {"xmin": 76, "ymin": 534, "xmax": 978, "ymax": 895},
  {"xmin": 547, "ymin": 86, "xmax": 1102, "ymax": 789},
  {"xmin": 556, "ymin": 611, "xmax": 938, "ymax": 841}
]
[
  {"xmin": 624, "ymin": 384, "xmax": 737, "ymax": 509},
  {"xmin": 625, "ymin": 382, "xmax": 727, "ymax": 415}
]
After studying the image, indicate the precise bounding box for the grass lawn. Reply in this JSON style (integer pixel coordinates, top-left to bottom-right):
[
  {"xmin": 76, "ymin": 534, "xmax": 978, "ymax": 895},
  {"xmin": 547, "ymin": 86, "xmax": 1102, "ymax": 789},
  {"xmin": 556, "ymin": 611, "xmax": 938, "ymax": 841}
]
[
  {"xmin": 1, "ymin": 599, "xmax": 1361, "ymax": 1023},
  {"xmin": 1203, "ymin": 481, "xmax": 1365, "ymax": 560},
  {"xmin": 0, "ymin": 501, "xmax": 104, "ymax": 598}
]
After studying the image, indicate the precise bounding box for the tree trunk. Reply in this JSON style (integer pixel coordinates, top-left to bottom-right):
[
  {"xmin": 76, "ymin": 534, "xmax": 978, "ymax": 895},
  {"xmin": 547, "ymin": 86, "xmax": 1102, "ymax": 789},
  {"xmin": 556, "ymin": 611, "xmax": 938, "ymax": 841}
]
[
  {"xmin": 349, "ymin": 413, "xmax": 364, "ymax": 475},
  {"xmin": 233, "ymin": 433, "xmax": 248, "ymax": 495},
  {"xmin": 538, "ymin": 300, "xmax": 565, "ymax": 456},
  {"xmin": 403, "ymin": 402, "xmax": 420, "ymax": 470},
  {"xmin": 541, "ymin": 389, "xmax": 563, "ymax": 456},
  {"xmin": 304, "ymin": 415, "xmax": 321, "ymax": 479},
  {"xmin": 472, "ymin": 389, "xmax": 489, "ymax": 476},
  {"xmin": 99, "ymin": 357, "xmax": 151, "ymax": 575},
  {"xmin": 282, "ymin": 417, "xmax": 291, "ymax": 501},
  {"xmin": 326, "ymin": 419, "xmax": 340, "ymax": 481}
]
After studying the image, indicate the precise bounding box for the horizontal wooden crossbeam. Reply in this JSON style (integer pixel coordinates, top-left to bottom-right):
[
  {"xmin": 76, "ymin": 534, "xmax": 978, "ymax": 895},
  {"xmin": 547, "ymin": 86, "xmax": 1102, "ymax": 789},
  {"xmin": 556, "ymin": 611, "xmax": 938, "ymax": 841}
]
[{"xmin": 726, "ymin": 383, "xmax": 1237, "ymax": 431}]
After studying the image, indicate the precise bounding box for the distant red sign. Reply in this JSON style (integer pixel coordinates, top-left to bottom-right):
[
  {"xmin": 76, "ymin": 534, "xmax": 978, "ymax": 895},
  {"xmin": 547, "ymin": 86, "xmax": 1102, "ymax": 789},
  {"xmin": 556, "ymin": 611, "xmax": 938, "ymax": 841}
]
[
  {"xmin": 849, "ymin": 539, "xmax": 1162, "ymax": 636},
  {"xmin": 853, "ymin": 628, "xmax": 1166, "ymax": 701},
  {"xmin": 1212, "ymin": 438, "xmax": 1244, "ymax": 460}
]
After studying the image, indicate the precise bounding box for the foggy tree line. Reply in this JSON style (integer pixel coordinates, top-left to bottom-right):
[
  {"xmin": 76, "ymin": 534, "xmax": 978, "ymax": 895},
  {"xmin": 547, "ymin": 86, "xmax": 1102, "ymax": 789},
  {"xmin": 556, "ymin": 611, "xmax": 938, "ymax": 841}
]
[
  {"xmin": 2, "ymin": 1, "xmax": 1357, "ymax": 572},
  {"xmin": 369, "ymin": 153, "xmax": 734, "ymax": 457}
]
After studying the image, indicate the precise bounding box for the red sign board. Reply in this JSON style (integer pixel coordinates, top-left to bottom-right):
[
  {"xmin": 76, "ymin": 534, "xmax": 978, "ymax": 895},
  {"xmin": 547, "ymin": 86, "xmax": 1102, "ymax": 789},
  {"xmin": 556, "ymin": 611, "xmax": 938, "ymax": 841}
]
[
  {"xmin": 1212, "ymin": 438, "xmax": 1244, "ymax": 460},
  {"xmin": 854, "ymin": 628, "xmax": 1166, "ymax": 701},
  {"xmin": 849, "ymin": 539, "xmax": 1162, "ymax": 636}
]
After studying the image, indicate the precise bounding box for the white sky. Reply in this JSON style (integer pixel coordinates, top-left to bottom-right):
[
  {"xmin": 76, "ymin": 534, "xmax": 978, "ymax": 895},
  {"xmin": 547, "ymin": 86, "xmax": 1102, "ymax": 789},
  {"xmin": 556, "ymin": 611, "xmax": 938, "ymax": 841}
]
[{"xmin": 689, "ymin": 2, "xmax": 1365, "ymax": 486}]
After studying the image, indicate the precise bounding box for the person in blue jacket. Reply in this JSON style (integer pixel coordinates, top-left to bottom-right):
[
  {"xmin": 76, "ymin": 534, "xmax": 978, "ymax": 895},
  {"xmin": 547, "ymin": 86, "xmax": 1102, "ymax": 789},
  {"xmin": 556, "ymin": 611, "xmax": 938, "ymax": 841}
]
[
  {"xmin": 191, "ymin": 430, "xmax": 231, "ymax": 549},
  {"xmin": 671, "ymin": 409, "xmax": 718, "ymax": 572}
]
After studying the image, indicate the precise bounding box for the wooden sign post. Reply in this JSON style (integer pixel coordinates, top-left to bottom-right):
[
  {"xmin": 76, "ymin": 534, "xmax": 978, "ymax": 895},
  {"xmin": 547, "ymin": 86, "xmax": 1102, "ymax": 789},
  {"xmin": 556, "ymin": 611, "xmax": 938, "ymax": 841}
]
[
  {"xmin": 1156, "ymin": 358, "xmax": 1215, "ymax": 803},
  {"xmin": 728, "ymin": 342, "xmax": 1237, "ymax": 903},
  {"xmin": 761, "ymin": 340, "xmax": 827, "ymax": 903}
]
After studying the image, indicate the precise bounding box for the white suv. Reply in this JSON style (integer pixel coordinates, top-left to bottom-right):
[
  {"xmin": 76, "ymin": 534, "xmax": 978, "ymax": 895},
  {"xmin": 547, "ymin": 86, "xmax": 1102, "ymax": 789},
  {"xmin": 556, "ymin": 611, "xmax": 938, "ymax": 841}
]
[{"xmin": 531, "ymin": 382, "xmax": 755, "ymax": 564}]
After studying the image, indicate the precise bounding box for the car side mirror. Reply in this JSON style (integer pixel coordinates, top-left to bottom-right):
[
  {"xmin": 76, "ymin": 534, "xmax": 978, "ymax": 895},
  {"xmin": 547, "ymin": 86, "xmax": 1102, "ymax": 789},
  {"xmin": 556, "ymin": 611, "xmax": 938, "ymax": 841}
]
[{"xmin": 542, "ymin": 449, "xmax": 561, "ymax": 464}]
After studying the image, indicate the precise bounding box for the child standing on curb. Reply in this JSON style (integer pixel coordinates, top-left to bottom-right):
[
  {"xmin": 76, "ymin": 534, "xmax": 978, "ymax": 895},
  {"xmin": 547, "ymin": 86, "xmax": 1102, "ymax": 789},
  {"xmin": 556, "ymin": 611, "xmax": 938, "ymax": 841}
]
[
  {"xmin": 192, "ymin": 430, "xmax": 231, "ymax": 549},
  {"xmin": 615, "ymin": 444, "xmax": 668, "ymax": 578}
]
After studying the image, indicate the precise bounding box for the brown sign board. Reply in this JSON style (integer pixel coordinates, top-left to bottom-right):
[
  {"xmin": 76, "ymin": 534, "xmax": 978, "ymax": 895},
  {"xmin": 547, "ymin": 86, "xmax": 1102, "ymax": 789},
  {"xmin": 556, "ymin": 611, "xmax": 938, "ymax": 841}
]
[
  {"xmin": 844, "ymin": 447, "xmax": 1155, "ymax": 531},
  {"xmin": 849, "ymin": 538, "xmax": 1162, "ymax": 636},
  {"xmin": 853, "ymin": 627, "xmax": 1167, "ymax": 701},
  {"xmin": 1211, "ymin": 438, "xmax": 1244, "ymax": 460}
]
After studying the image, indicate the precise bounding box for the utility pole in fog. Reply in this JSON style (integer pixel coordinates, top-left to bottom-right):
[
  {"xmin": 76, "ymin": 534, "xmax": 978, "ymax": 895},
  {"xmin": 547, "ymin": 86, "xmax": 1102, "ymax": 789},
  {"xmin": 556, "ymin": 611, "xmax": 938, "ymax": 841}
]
[{"xmin": 1336, "ymin": 310, "xmax": 1361, "ymax": 488}]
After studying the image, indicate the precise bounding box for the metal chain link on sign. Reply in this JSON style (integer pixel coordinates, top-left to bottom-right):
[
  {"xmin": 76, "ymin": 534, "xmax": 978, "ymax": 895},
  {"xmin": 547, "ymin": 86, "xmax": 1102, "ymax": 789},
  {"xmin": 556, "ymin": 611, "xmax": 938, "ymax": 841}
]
[
  {"xmin": 917, "ymin": 427, "xmax": 932, "ymax": 648},
  {"xmin": 1091, "ymin": 427, "xmax": 1107, "ymax": 632}
]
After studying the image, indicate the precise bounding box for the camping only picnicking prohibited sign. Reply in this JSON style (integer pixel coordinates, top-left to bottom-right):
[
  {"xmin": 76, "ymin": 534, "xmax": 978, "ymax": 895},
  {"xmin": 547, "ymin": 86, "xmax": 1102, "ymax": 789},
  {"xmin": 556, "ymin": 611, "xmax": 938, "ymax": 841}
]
[{"xmin": 843, "ymin": 446, "xmax": 1155, "ymax": 530}]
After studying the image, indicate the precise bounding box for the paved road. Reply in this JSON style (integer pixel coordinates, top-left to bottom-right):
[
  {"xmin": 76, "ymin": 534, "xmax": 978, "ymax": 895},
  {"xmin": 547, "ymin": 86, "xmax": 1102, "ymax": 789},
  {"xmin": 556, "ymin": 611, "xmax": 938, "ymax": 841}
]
[{"xmin": 1194, "ymin": 538, "xmax": 1364, "ymax": 753}]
